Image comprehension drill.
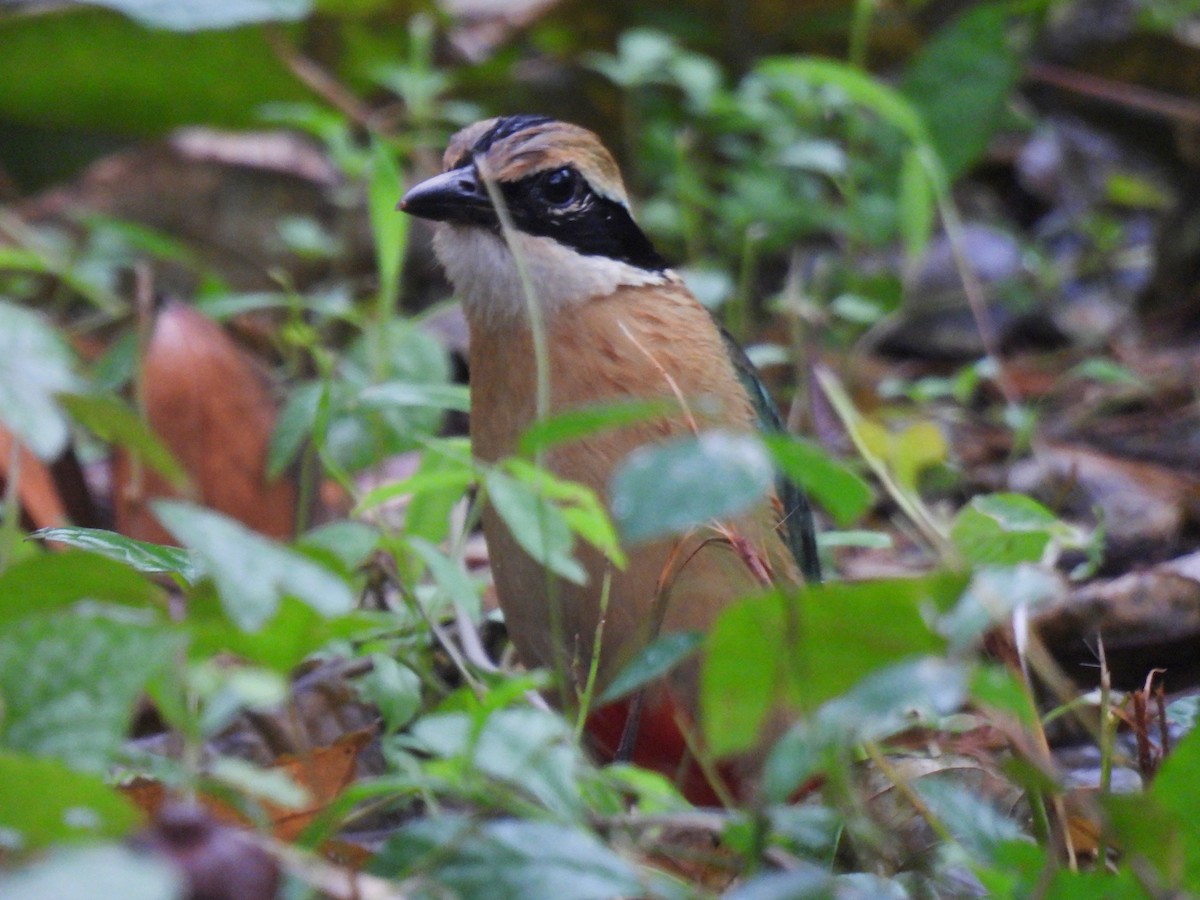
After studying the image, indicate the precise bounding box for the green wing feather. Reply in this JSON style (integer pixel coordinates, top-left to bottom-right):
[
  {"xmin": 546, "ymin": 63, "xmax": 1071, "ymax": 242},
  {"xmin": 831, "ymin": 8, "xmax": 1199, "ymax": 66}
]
[{"xmin": 719, "ymin": 326, "xmax": 821, "ymax": 582}]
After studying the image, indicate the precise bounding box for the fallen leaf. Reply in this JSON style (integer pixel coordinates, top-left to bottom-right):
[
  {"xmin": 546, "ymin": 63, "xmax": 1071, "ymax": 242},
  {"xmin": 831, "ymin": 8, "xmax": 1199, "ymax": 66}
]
[{"xmin": 116, "ymin": 302, "xmax": 297, "ymax": 543}]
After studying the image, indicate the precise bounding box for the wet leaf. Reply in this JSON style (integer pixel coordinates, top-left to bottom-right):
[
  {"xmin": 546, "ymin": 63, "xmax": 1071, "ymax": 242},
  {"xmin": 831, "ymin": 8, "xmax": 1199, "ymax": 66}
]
[{"xmin": 35, "ymin": 527, "xmax": 198, "ymax": 582}]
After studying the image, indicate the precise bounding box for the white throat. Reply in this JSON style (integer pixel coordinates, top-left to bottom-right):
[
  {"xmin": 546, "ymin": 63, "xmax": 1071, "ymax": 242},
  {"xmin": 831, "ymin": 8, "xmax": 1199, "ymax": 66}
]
[{"xmin": 432, "ymin": 225, "xmax": 670, "ymax": 326}]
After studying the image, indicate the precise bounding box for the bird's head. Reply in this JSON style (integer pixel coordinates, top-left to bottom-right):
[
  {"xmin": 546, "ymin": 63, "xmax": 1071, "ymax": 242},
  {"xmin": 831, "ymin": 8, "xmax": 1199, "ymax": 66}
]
[{"xmin": 399, "ymin": 115, "xmax": 671, "ymax": 324}]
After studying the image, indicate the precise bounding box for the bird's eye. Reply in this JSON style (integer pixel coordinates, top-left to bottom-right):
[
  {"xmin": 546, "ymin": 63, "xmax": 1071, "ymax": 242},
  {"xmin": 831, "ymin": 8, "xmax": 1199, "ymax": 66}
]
[{"xmin": 540, "ymin": 167, "xmax": 581, "ymax": 207}]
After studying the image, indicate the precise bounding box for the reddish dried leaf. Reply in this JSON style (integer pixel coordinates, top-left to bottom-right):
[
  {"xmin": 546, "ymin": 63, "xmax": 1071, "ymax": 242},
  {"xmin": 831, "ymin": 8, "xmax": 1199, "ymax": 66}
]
[
  {"xmin": 116, "ymin": 302, "xmax": 296, "ymax": 543},
  {"xmin": 121, "ymin": 728, "xmax": 373, "ymax": 843},
  {"xmin": 0, "ymin": 424, "xmax": 67, "ymax": 530}
]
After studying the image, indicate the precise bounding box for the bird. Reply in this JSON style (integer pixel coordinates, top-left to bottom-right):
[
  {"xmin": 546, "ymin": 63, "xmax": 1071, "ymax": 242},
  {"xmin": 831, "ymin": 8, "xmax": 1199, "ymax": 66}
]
[{"xmin": 399, "ymin": 115, "xmax": 819, "ymax": 804}]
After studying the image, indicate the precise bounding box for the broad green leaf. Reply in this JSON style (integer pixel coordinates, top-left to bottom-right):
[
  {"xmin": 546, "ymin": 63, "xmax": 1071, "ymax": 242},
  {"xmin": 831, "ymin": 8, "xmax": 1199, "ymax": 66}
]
[
  {"xmin": 34, "ymin": 528, "xmax": 197, "ymax": 581},
  {"xmin": 0, "ymin": 10, "xmax": 311, "ymax": 135},
  {"xmin": 485, "ymin": 471, "xmax": 586, "ymax": 585},
  {"xmin": 186, "ymin": 595, "xmax": 381, "ymax": 672},
  {"xmin": 598, "ymin": 631, "xmax": 704, "ymax": 706},
  {"xmin": 763, "ymin": 435, "xmax": 873, "ymax": 527},
  {"xmin": 1107, "ymin": 723, "xmax": 1200, "ymax": 889},
  {"xmin": 506, "ymin": 459, "xmax": 625, "ymax": 568},
  {"xmin": 357, "ymin": 654, "xmax": 422, "ymax": 733},
  {"xmin": 901, "ymin": 3, "xmax": 1023, "ymax": 177},
  {"xmin": 58, "ymin": 392, "xmax": 188, "ymax": 487},
  {"xmin": 0, "ymin": 614, "xmax": 179, "ymax": 770},
  {"xmin": 0, "ymin": 753, "xmax": 141, "ymax": 848},
  {"xmin": 296, "ymin": 520, "xmax": 381, "ymax": 574},
  {"xmin": 268, "ymin": 380, "xmax": 320, "ymax": 478},
  {"xmin": 408, "ymin": 536, "xmax": 484, "ymax": 620},
  {"xmin": 611, "ymin": 431, "xmax": 774, "ymax": 544},
  {"xmin": 761, "ymin": 658, "xmax": 969, "ymax": 802},
  {"xmin": 0, "ymin": 844, "xmax": 181, "ymax": 900},
  {"xmin": 357, "ymin": 441, "xmax": 475, "ymax": 542},
  {"xmin": 371, "ymin": 815, "xmax": 643, "ymax": 898},
  {"xmin": 518, "ymin": 399, "xmax": 675, "ymax": 456},
  {"xmin": 941, "ymin": 564, "xmax": 1062, "ymax": 649},
  {"xmin": 703, "ymin": 573, "xmax": 965, "ymax": 755},
  {"xmin": 0, "ymin": 548, "xmax": 165, "ymax": 624},
  {"xmin": 0, "ymin": 300, "xmax": 79, "ymax": 459},
  {"xmin": 153, "ymin": 501, "xmax": 355, "ymax": 631},
  {"xmin": 409, "ymin": 708, "xmax": 591, "ymax": 820},
  {"xmin": 950, "ymin": 494, "xmax": 1073, "ymax": 566},
  {"xmin": 758, "ymin": 57, "xmax": 931, "ymax": 148}
]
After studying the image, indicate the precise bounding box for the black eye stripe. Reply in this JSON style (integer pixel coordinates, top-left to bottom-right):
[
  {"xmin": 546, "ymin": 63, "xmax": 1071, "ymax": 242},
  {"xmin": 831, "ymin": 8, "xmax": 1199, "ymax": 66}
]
[{"xmin": 498, "ymin": 170, "xmax": 667, "ymax": 272}]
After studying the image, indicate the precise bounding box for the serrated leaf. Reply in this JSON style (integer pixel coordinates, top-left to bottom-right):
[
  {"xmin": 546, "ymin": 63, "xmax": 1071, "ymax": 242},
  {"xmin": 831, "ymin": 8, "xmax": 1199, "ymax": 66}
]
[
  {"xmin": 0, "ymin": 614, "xmax": 179, "ymax": 770},
  {"xmin": 611, "ymin": 431, "xmax": 773, "ymax": 544},
  {"xmin": 0, "ymin": 300, "xmax": 80, "ymax": 460},
  {"xmin": 0, "ymin": 753, "xmax": 141, "ymax": 848},
  {"xmin": 599, "ymin": 631, "xmax": 704, "ymax": 706},
  {"xmin": 153, "ymin": 501, "xmax": 355, "ymax": 631},
  {"xmin": 763, "ymin": 435, "xmax": 873, "ymax": 527},
  {"xmin": 59, "ymin": 392, "xmax": 188, "ymax": 488}
]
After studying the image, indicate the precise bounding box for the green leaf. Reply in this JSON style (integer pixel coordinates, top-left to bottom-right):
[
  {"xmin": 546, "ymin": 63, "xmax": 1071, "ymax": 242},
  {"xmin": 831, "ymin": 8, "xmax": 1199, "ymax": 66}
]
[
  {"xmin": 355, "ymin": 381, "xmax": 470, "ymax": 413},
  {"xmin": 357, "ymin": 654, "xmax": 422, "ymax": 733},
  {"xmin": 268, "ymin": 381, "xmax": 320, "ymax": 478},
  {"xmin": 1109, "ymin": 722, "xmax": 1200, "ymax": 889},
  {"xmin": 370, "ymin": 815, "xmax": 643, "ymax": 898},
  {"xmin": 0, "ymin": 548, "xmax": 165, "ymax": 625},
  {"xmin": 0, "ymin": 614, "xmax": 179, "ymax": 770},
  {"xmin": 187, "ymin": 595, "xmax": 380, "ymax": 672},
  {"xmin": 0, "ymin": 300, "xmax": 80, "ymax": 460},
  {"xmin": 950, "ymin": 494, "xmax": 1071, "ymax": 566},
  {"xmin": 518, "ymin": 399, "xmax": 675, "ymax": 456},
  {"xmin": 758, "ymin": 57, "xmax": 931, "ymax": 148},
  {"xmin": 611, "ymin": 431, "xmax": 774, "ymax": 544},
  {"xmin": 506, "ymin": 459, "xmax": 626, "ymax": 569},
  {"xmin": 0, "ymin": 753, "xmax": 141, "ymax": 848},
  {"xmin": 153, "ymin": 501, "xmax": 355, "ymax": 631},
  {"xmin": 0, "ymin": 844, "xmax": 181, "ymax": 900},
  {"xmin": 763, "ymin": 435, "xmax": 873, "ymax": 528},
  {"xmin": 898, "ymin": 146, "xmax": 935, "ymax": 263},
  {"xmin": 408, "ymin": 536, "xmax": 484, "ymax": 620},
  {"xmin": 409, "ymin": 708, "xmax": 591, "ymax": 819},
  {"xmin": 87, "ymin": 0, "xmax": 311, "ymax": 30},
  {"xmin": 485, "ymin": 471, "xmax": 586, "ymax": 585},
  {"xmin": 34, "ymin": 528, "xmax": 197, "ymax": 581},
  {"xmin": 369, "ymin": 138, "xmax": 407, "ymax": 313},
  {"xmin": 0, "ymin": 10, "xmax": 312, "ymax": 135},
  {"xmin": 599, "ymin": 631, "xmax": 704, "ymax": 706},
  {"xmin": 58, "ymin": 392, "xmax": 189, "ymax": 487},
  {"xmin": 703, "ymin": 573, "xmax": 965, "ymax": 755},
  {"xmin": 901, "ymin": 3, "xmax": 1023, "ymax": 178}
]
